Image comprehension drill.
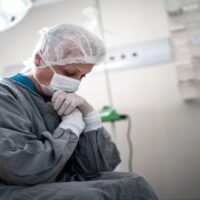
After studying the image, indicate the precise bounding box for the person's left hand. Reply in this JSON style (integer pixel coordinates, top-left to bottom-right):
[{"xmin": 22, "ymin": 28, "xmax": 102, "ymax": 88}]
[{"xmin": 51, "ymin": 90, "xmax": 83, "ymax": 116}]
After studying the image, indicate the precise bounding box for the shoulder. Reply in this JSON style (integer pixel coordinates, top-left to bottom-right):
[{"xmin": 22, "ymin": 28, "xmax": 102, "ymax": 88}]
[{"xmin": 0, "ymin": 77, "xmax": 22, "ymax": 101}]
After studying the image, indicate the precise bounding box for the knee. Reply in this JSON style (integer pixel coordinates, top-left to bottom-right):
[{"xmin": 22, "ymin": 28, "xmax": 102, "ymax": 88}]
[{"xmin": 102, "ymin": 171, "xmax": 141, "ymax": 180}]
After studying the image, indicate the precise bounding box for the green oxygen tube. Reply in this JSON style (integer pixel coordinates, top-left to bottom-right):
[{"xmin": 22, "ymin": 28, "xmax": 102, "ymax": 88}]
[{"xmin": 95, "ymin": 0, "xmax": 133, "ymax": 172}]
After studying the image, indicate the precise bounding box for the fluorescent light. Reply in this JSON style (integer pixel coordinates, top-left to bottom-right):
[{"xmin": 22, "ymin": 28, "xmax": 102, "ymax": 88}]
[
  {"xmin": 0, "ymin": 0, "xmax": 32, "ymax": 32},
  {"xmin": 0, "ymin": 15, "xmax": 6, "ymax": 31},
  {"xmin": 1, "ymin": 0, "xmax": 31, "ymax": 15}
]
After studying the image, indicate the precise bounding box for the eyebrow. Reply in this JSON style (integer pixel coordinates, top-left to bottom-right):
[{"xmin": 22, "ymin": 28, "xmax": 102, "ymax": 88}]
[
  {"xmin": 64, "ymin": 68, "xmax": 81, "ymax": 73},
  {"xmin": 64, "ymin": 68, "xmax": 86, "ymax": 76},
  {"xmin": 75, "ymin": 68, "xmax": 82, "ymax": 73}
]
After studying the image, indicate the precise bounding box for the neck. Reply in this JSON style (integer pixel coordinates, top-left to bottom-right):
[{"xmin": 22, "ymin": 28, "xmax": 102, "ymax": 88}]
[{"xmin": 27, "ymin": 73, "xmax": 52, "ymax": 102}]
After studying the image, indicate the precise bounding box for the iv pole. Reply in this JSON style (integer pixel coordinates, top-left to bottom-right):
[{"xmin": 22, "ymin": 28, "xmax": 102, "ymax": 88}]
[
  {"xmin": 94, "ymin": 0, "xmax": 118, "ymax": 138},
  {"xmin": 94, "ymin": 0, "xmax": 133, "ymax": 172},
  {"xmin": 95, "ymin": 0, "xmax": 113, "ymax": 106}
]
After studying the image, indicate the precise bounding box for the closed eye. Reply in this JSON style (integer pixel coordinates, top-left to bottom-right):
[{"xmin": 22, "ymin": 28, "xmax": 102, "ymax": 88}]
[
  {"xmin": 81, "ymin": 75, "xmax": 86, "ymax": 80},
  {"xmin": 64, "ymin": 71, "xmax": 76, "ymax": 77}
]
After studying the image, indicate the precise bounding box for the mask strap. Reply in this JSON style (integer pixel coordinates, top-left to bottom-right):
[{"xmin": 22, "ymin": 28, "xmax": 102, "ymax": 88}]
[{"xmin": 32, "ymin": 67, "xmax": 42, "ymax": 85}]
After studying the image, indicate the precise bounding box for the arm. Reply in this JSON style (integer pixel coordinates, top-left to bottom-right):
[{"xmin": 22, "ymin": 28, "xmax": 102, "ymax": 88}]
[
  {"xmin": 0, "ymin": 91, "xmax": 84, "ymax": 186},
  {"xmin": 68, "ymin": 127, "xmax": 121, "ymax": 176},
  {"xmin": 51, "ymin": 90, "xmax": 121, "ymax": 176}
]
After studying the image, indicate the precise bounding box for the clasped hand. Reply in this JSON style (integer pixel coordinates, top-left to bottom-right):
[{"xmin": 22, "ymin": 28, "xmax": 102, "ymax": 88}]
[{"xmin": 51, "ymin": 90, "xmax": 93, "ymax": 117}]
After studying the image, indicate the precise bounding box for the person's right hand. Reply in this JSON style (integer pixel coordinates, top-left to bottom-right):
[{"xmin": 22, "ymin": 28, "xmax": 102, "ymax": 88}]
[{"xmin": 58, "ymin": 108, "xmax": 85, "ymax": 137}]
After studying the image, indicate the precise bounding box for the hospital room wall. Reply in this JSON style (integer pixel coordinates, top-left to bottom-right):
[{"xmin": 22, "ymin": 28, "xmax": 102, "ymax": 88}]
[
  {"xmin": 80, "ymin": 1, "xmax": 200, "ymax": 199},
  {"xmin": 0, "ymin": 0, "xmax": 200, "ymax": 200}
]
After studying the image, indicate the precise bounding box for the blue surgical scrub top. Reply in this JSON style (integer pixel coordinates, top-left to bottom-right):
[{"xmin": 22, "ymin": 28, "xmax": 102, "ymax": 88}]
[{"xmin": 10, "ymin": 73, "xmax": 39, "ymax": 94}]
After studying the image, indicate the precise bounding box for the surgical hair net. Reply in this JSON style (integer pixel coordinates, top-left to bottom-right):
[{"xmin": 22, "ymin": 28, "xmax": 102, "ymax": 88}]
[{"xmin": 23, "ymin": 23, "xmax": 105, "ymax": 71}]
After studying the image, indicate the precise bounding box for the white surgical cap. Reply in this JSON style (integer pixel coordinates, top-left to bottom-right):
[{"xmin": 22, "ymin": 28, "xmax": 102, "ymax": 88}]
[{"xmin": 23, "ymin": 23, "xmax": 105, "ymax": 71}]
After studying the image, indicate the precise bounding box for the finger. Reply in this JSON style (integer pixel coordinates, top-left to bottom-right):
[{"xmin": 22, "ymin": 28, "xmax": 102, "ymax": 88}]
[
  {"xmin": 63, "ymin": 94, "xmax": 78, "ymax": 115},
  {"xmin": 51, "ymin": 89, "xmax": 65, "ymax": 103},
  {"xmin": 53, "ymin": 94, "xmax": 66, "ymax": 111},
  {"xmin": 57, "ymin": 93, "xmax": 74, "ymax": 115},
  {"xmin": 63, "ymin": 108, "xmax": 75, "ymax": 116},
  {"xmin": 63, "ymin": 100, "xmax": 75, "ymax": 116},
  {"xmin": 58, "ymin": 99, "xmax": 71, "ymax": 116}
]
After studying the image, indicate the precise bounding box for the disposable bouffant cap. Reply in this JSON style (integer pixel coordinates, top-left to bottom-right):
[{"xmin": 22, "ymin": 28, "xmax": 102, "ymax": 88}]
[{"xmin": 33, "ymin": 23, "xmax": 106, "ymax": 67}]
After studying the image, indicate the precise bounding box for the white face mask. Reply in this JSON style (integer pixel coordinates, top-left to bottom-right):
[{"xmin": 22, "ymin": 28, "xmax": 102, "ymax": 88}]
[{"xmin": 34, "ymin": 67, "xmax": 81, "ymax": 96}]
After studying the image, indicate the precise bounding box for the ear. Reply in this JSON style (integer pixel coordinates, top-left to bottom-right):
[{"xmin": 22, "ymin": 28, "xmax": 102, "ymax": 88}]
[{"xmin": 34, "ymin": 52, "xmax": 42, "ymax": 66}]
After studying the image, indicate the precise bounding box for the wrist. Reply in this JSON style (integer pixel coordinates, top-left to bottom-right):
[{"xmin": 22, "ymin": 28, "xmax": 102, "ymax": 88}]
[
  {"xmin": 78, "ymin": 99, "xmax": 94, "ymax": 116},
  {"xmin": 59, "ymin": 114, "xmax": 85, "ymax": 137},
  {"xmin": 83, "ymin": 110, "xmax": 102, "ymax": 132}
]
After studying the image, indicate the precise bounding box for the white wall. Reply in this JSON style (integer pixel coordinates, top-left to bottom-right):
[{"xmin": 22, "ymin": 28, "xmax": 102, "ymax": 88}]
[
  {"xmin": 0, "ymin": 0, "xmax": 94, "ymax": 73},
  {"xmin": 0, "ymin": 0, "xmax": 200, "ymax": 199}
]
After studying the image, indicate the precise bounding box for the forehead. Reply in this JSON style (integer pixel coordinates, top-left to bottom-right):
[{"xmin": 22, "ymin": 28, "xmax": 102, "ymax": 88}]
[{"xmin": 63, "ymin": 64, "xmax": 94, "ymax": 73}]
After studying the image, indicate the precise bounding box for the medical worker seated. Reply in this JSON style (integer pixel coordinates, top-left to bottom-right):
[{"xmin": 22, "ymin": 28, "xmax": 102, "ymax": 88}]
[{"xmin": 0, "ymin": 23, "xmax": 159, "ymax": 200}]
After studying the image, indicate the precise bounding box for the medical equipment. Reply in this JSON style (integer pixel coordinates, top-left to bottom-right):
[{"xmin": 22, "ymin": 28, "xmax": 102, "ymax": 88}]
[{"xmin": 99, "ymin": 106, "xmax": 133, "ymax": 172}]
